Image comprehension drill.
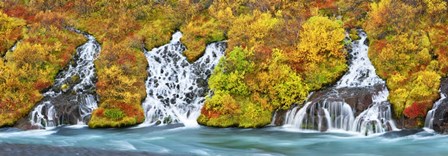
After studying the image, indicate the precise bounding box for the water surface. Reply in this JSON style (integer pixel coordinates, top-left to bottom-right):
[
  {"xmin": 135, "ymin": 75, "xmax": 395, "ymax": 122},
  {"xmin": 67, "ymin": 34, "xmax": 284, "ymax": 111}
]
[{"xmin": 0, "ymin": 125, "xmax": 447, "ymax": 156}]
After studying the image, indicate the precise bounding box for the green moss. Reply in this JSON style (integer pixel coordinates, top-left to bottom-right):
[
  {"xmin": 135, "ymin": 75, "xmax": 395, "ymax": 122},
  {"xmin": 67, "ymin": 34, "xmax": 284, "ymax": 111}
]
[
  {"xmin": 349, "ymin": 29, "xmax": 360, "ymax": 41},
  {"xmin": 104, "ymin": 109, "xmax": 125, "ymax": 120}
]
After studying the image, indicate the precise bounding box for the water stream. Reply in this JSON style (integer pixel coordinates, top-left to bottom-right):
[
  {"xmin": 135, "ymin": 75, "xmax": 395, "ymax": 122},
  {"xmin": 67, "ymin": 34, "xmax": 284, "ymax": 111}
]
[
  {"xmin": 283, "ymin": 30, "xmax": 397, "ymax": 134},
  {"xmin": 141, "ymin": 32, "xmax": 226, "ymax": 127},
  {"xmin": 28, "ymin": 31, "xmax": 100, "ymax": 128},
  {"xmin": 0, "ymin": 125, "xmax": 445, "ymax": 155},
  {"xmin": 425, "ymin": 89, "xmax": 447, "ymax": 129}
]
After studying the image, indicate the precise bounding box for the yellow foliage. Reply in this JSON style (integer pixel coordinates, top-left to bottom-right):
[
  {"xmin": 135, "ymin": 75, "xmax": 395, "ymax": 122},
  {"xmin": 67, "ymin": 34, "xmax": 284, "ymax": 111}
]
[
  {"xmin": 0, "ymin": 11, "xmax": 26, "ymax": 55},
  {"xmin": 181, "ymin": 14, "xmax": 225, "ymax": 62},
  {"xmin": 293, "ymin": 15, "xmax": 347, "ymax": 90},
  {"xmin": 0, "ymin": 15, "xmax": 84, "ymax": 126},
  {"xmin": 424, "ymin": 0, "xmax": 447, "ymax": 14},
  {"xmin": 227, "ymin": 10, "xmax": 279, "ymax": 51}
]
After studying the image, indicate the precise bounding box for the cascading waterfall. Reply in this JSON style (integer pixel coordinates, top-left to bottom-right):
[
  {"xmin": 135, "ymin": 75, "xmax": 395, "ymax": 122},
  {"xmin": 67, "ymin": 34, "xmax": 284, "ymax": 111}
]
[
  {"xmin": 142, "ymin": 32, "xmax": 226, "ymax": 127},
  {"xmin": 283, "ymin": 30, "xmax": 397, "ymax": 134},
  {"xmin": 425, "ymin": 90, "xmax": 447, "ymax": 129},
  {"xmin": 29, "ymin": 31, "xmax": 100, "ymax": 128},
  {"xmin": 352, "ymin": 89, "xmax": 396, "ymax": 135},
  {"xmin": 1, "ymin": 41, "xmax": 19, "ymax": 60},
  {"xmin": 9, "ymin": 41, "xmax": 19, "ymax": 53},
  {"xmin": 284, "ymin": 99, "xmax": 355, "ymax": 131}
]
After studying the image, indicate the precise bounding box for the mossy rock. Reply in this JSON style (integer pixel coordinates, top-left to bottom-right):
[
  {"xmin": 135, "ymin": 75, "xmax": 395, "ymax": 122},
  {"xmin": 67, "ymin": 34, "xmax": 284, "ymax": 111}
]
[
  {"xmin": 349, "ymin": 29, "xmax": 360, "ymax": 41},
  {"xmin": 61, "ymin": 84, "xmax": 69, "ymax": 92}
]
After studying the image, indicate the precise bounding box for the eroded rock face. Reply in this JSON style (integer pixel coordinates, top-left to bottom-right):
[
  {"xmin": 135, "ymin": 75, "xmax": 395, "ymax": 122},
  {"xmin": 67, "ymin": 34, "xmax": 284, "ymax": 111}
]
[
  {"xmin": 15, "ymin": 93, "xmax": 97, "ymax": 130},
  {"xmin": 272, "ymin": 84, "xmax": 384, "ymax": 126},
  {"xmin": 15, "ymin": 31, "xmax": 100, "ymax": 130},
  {"xmin": 432, "ymin": 78, "xmax": 448, "ymax": 134},
  {"xmin": 274, "ymin": 31, "xmax": 396, "ymax": 134},
  {"xmin": 308, "ymin": 85, "xmax": 384, "ymax": 116},
  {"xmin": 394, "ymin": 116, "xmax": 420, "ymax": 129}
]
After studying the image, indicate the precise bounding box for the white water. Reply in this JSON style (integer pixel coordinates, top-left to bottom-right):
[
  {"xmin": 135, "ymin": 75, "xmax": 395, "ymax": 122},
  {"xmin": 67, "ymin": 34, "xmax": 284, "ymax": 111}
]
[
  {"xmin": 29, "ymin": 33, "xmax": 100, "ymax": 128},
  {"xmin": 336, "ymin": 31, "xmax": 385, "ymax": 88},
  {"xmin": 284, "ymin": 30, "xmax": 397, "ymax": 134},
  {"xmin": 141, "ymin": 32, "xmax": 225, "ymax": 127},
  {"xmin": 425, "ymin": 89, "xmax": 447, "ymax": 129},
  {"xmin": 352, "ymin": 89, "xmax": 397, "ymax": 135},
  {"xmin": 9, "ymin": 40, "xmax": 19, "ymax": 52},
  {"xmin": 1, "ymin": 40, "xmax": 19, "ymax": 60}
]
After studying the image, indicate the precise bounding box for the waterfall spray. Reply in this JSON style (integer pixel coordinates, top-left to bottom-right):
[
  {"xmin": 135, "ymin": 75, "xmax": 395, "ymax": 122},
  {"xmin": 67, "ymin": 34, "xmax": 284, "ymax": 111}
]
[{"xmin": 141, "ymin": 32, "xmax": 226, "ymax": 127}]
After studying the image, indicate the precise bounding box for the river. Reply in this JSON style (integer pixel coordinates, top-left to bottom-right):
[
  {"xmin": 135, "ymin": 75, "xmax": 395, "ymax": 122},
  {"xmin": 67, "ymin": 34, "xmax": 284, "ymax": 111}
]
[{"xmin": 0, "ymin": 125, "xmax": 447, "ymax": 155}]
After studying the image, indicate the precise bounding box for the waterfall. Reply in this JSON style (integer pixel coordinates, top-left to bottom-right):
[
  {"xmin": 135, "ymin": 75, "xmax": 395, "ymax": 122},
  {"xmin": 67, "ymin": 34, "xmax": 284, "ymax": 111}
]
[
  {"xmin": 1, "ymin": 40, "xmax": 19, "ymax": 60},
  {"xmin": 336, "ymin": 32, "xmax": 385, "ymax": 88},
  {"xmin": 283, "ymin": 30, "xmax": 397, "ymax": 134},
  {"xmin": 425, "ymin": 90, "xmax": 447, "ymax": 129},
  {"xmin": 352, "ymin": 89, "xmax": 397, "ymax": 135},
  {"xmin": 29, "ymin": 32, "xmax": 100, "ymax": 128},
  {"xmin": 9, "ymin": 41, "xmax": 19, "ymax": 53},
  {"xmin": 141, "ymin": 32, "xmax": 226, "ymax": 127}
]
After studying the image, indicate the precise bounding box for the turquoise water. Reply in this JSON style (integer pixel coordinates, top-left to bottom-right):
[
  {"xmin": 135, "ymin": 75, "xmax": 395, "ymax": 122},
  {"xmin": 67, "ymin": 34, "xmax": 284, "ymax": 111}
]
[{"xmin": 0, "ymin": 125, "xmax": 447, "ymax": 156}]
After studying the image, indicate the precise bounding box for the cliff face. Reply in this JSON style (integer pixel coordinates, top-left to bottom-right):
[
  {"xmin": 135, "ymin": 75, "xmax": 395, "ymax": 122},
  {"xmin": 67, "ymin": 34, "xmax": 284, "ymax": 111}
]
[
  {"xmin": 1, "ymin": 0, "xmax": 448, "ymax": 132},
  {"xmin": 429, "ymin": 78, "xmax": 448, "ymax": 134}
]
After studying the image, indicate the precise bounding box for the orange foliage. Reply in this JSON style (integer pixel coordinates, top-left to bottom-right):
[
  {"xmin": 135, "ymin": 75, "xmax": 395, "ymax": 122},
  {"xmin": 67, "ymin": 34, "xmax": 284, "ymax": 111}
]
[
  {"xmin": 94, "ymin": 108, "xmax": 105, "ymax": 117},
  {"xmin": 403, "ymin": 102, "xmax": 430, "ymax": 119},
  {"xmin": 33, "ymin": 81, "xmax": 51, "ymax": 91},
  {"xmin": 201, "ymin": 108, "xmax": 221, "ymax": 119}
]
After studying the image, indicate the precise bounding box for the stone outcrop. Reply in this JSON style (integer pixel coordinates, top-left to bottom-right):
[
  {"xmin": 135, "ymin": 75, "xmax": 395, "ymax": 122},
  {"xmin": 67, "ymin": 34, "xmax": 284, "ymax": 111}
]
[
  {"xmin": 272, "ymin": 84, "xmax": 385, "ymax": 127},
  {"xmin": 431, "ymin": 78, "xmax": 448, "ymax": 134}
]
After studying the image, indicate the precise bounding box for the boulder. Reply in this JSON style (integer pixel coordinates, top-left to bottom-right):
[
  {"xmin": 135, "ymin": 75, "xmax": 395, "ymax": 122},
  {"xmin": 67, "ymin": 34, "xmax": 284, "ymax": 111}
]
[{"xmin": 432, "ymin": 78, "xmax": 448, "ymax": 134}]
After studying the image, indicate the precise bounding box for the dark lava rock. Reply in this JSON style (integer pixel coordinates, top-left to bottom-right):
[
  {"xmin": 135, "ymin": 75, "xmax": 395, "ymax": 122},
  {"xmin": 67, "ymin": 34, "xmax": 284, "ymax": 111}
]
[
  {"xmin": 271, "ymin": 109, "xmax": 289, "ymax": 126},
  {"xmin": 394, "ymin": 116, "xmax": 420, "ymax": 129},
  {"xmin": 392, "ymin": 78, "xmax": 448, "ymax": 131},
  {"xmin": 431, "ymin": 78, "xmax": 448, "ymax": 134},
  {"xmin": 15, "ymin": 93, "xmax": 96, "ymax": 130},
  {"xmin": 273, "ymin": 84, "xmax": 385, "ymax": 128},
  {"xmin": 396, "ymin": 79, "xmax": 448, "ymax": 130},
  {"xmin": 14, "ymin": 118, "xmax": 40, "ymax": 130}
]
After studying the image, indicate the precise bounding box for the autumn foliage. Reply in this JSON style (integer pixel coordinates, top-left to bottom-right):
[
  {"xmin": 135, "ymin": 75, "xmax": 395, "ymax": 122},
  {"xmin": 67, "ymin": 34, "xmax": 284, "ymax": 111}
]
[
  {"xmin": 198, "ymin": 14, "xmax": 346, "ymax": 128},
  {"xmin": 365, "ymin": 0, "xmax": 448, "ymax": 125},
  {"xmin": 0, "ymin": 7, "xmax": 84, "ymax": 127},
  {"xmin": 1, "ymin": 0, "xmax": 447, "ymax": 129}
]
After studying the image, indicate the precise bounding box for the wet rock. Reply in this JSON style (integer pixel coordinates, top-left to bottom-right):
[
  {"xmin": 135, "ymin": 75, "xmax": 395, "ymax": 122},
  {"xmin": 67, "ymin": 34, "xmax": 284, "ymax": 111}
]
[
  {"xmin": 196, "ymin": 78, "xmax": 208, "ymax": 88},
  {"xmin": 394, "ymin": 116, "xmax": 420, "ymax": 129},
  {"xmin": 433, "ymin": 103, "xmax": 448, "ymax": 134},
  {"xmin": 432, "ymin": 78, "xmax": 448, "ymax": 134},
  {"xmin": 273, "ymin": 84, "xmax": 385, "ymax": 131},
  {"xmin": 318, "ymin": 108, "xmax": 329, "ymax": 132},
  {"xmin": 15, "ymin": 93, "xmax": 96, "ymax": 130},
  {"xmin": 271, "ymin": 109, "xmax": 289, "ymax": 126},
  {"xmin": 309, "ymin": 85, "xmax": 383, "ymax": 116},
  {"xmin": 14, "ymin": 118, "xmax": 40, "ymax": 130}
]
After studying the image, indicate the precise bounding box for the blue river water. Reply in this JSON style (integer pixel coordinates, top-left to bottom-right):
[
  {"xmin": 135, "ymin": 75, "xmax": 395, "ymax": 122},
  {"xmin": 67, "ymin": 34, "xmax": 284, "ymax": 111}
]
[{"xmin": 0, "ymin": 125, "xmax": 447, "ymax": 156}]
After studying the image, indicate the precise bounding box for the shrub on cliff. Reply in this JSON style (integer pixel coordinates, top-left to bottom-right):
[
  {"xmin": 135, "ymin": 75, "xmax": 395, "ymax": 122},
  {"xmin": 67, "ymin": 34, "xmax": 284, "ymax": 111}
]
[
  {"xmin": 0, "ymin": 11, "xmax": 25, "ymax": 56},
  {"xmin": 198, "ymin": 48, "xmax": 309, "ymax": 128},
  {"xmin": 292, "ymin": 15, "xmax": 347, "ymax": 90},
  {"xmin": 365, "ymin": 0, "xmax": 448, "ymax": 127},
  {"xmin": 0, "ymin": 10, "xmax": 84, "ymax": 127},
  {"xmin": 198, "ymin": 14, "xmax": 347, "ymax": 128}
]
